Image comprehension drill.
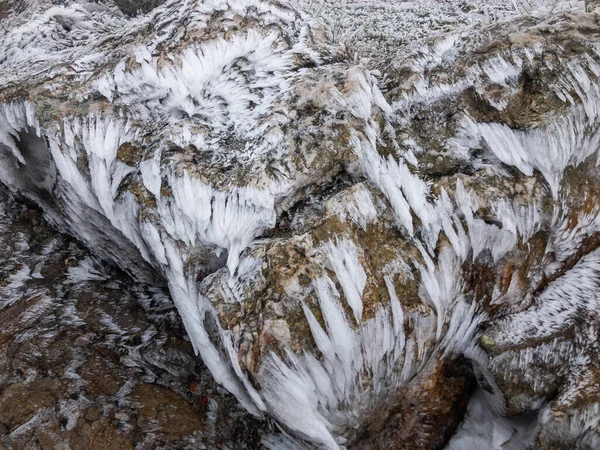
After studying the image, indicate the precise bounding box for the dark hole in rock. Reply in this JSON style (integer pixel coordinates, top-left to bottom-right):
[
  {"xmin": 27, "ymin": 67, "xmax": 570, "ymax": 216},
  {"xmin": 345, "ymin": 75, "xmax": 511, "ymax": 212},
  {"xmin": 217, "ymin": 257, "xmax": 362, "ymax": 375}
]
[
  {"xmin": 192, "ymin": 113, "xmax": 210, "ymax": 124},
  {"xmin": 105, "ymin": 0, "xmax": 167, "ymax": 17},
  {"xmin": 54, "ymin": 14, "xmax": 74, "ymax": 32},
  {"xmin": 202, "ymin": 310, "xmax": 230, "ymax": 362},
  {"xmin": 0, "ymin": 127, "xmax": 57, "ymax": 203},
  {"xmin": 209, "ymin": 249, "xmax": 229, "ymax": 272},
  {"xmin": 196, "ymin": 250, "xmax": 228, "ymax": 282}
]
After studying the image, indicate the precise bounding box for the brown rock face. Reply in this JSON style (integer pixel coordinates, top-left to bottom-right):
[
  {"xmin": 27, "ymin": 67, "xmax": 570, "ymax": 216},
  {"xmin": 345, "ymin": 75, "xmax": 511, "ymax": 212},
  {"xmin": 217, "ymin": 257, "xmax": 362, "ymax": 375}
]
[
  {"xmin": 352, "ymin": 357, "xmax": 475, "ymax": 449},
  {"xmin": 56, "ymin": 416, "xmax": 134, "ymax": 450},
  {"xmin": 0, "ymin": 381, "xmax": 65, "ymax": 432},
  {"xmin": 109, "ymin": 0, "xmax": 166, "ymax": 17},
  {"xmin": 131, "ymin": 383, "xmax": 205, "ymax": 441},
  {"xmin": 0, "ymin": 2, "xmax": 11, "ymax": 20},
  {"xmin": 79, "ymin": 355, "xmax": 125, "ymax": 398}
]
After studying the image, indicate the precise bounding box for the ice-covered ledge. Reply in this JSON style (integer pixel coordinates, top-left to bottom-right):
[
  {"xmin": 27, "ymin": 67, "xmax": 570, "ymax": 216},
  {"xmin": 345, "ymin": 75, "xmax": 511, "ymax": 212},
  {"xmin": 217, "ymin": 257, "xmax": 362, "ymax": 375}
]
[{"xmin": 3, "ymin": 1, "xmax": 600, "ymax": 448}]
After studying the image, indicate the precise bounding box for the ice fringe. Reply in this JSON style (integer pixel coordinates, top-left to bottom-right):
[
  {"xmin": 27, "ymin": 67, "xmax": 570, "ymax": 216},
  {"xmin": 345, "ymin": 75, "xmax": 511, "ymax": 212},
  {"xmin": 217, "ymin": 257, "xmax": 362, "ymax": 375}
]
[
  {"xmin": 252, "ymin": 16, "xmax": 600, "ymax": 447},
  {"xmin": 484, "ymin": 248, "xmax": 600, "ymax": 348},
  {"xmin": 321, "ymin": 239, "xmax": 366, "ymax": 323},
  {"xmin": 0, "ymin": 68, "xmax": 485, "ymax": 450},
  {"xmin": 257, "ymin": 253, "xmax": 472, "ymax": 447}
]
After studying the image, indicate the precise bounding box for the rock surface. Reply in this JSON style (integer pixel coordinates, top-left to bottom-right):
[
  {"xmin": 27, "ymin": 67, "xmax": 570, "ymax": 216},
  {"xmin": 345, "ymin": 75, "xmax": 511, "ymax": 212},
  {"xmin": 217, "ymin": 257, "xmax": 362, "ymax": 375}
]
[
  {"xmin": 2, "ymin": 0, "xmax": 600, "ymax": 449},
  {"xmin": 0, "ymin": 186, "xmax": 266, "ymax": 449}
]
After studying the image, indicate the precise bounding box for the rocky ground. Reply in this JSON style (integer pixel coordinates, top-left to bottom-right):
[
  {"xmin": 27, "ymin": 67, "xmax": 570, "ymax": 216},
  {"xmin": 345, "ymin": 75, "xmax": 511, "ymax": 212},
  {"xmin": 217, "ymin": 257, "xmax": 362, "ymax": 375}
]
[
  {"xmin": 0, "ymin": 186, "xmax": 266, "ymax": 449},
  {"xmin": 2, "ymin": 0, "xmax": 600, "ymax": 449},
  {"xmin": 294, "ymin": 0, "xmax": 590, "ymax": 63}
]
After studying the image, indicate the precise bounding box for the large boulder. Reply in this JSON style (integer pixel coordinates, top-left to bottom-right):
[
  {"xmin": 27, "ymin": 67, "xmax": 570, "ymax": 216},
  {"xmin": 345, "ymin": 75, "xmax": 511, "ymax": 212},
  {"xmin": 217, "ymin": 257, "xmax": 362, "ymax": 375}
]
[{"xmin": 2, "ymin": 0, "xmax": 600, "ymax": 448}]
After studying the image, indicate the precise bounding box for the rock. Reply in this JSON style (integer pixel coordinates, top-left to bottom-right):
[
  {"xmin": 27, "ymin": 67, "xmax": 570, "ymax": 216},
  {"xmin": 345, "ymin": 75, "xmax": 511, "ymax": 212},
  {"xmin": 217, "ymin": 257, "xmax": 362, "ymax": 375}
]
[
  {"xmin": 354, "ymin": 357, "xmax": 474, "ymax": 449},
  {"xmin": 65, "ymin": 416, "xmax": 134, "ymax": 450},
  {"xmin": 109, "ymin": 0, "xmax": 166, "ymax": 17},
  {"xmin": 131, "ymin": 383, "xmax": 205, "ymax": 441},
  {"xmin": 79, "ymin": 354, "xmax": 125, "ymax": 398},
  {"xmin": 0, "ymin": 380, "xmax": 64, "ymax": 431},
  {"xmin": 0, "ymin": 2, "xmax": 10, "ymax": 20},
  {"xmin": 0, "ymin": 187, "xmax": 265, "ymax": 448},
  {"xmin": 2, "ymin": 0, "xmax": 600, "ymax": 449}
]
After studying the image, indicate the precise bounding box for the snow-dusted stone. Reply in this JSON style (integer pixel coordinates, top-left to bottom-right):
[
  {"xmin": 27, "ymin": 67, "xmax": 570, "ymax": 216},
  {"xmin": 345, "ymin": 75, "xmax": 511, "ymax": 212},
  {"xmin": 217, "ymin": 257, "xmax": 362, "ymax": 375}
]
[
  {"xmin": 0, "ymin": 185, "xmax": 266, "ymax": 449},
  {"xmin": 3, "ymin": 0, "xmax": 600, "ymax": 448},
  {"xmin": 379, "ymin": 10, "xmax": 600, "ymax": 450}
]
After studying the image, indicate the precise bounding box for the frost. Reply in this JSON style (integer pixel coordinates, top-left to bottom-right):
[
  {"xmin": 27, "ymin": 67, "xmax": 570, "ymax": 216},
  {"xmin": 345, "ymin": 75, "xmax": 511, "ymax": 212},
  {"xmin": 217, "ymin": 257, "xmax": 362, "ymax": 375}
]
[
  {"xmin": 485, "ymin": 248, "xmax": 600, "ymax": 347},
  {"xmin": 66, "ymin": 257, "xmax": 111, "ymax": 284},
  {"xmin": 452, "ymin": 110, "xmax": 600, "ymax": 198},
  {"xmin": 446, "ymin": 388, "xmax": 538, "ymax": 450},
  {"xmin": 2, "ymin": 0, "xmax": 600, "ymax": 448},
  {"xmin": 322, "ymin": 239, "xmax": 366, "ymax": 323},
  {"xmin": 326, "ymin": 184, "xmax": 377, "ymax": 230}
]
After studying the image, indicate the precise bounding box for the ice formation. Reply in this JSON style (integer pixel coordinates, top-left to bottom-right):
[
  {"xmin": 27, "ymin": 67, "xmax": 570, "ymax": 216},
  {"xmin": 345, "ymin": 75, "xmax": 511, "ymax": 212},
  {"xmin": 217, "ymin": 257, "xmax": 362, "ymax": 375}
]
[{"xmin": 2, "ymin": 0, "xmax": 600, "ymax": 448}]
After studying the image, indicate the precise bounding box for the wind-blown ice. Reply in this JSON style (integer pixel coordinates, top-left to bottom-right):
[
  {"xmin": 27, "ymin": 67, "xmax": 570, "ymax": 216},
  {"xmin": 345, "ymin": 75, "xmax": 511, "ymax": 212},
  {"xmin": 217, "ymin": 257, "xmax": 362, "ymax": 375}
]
[{"xmin": 3, "ymin": 1, "xmax": 600, "ymax": 449}]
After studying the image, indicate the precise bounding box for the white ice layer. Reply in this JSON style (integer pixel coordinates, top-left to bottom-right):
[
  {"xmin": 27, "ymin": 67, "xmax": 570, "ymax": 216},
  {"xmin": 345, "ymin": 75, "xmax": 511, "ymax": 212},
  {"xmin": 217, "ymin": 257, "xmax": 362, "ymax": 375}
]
[
  {"xmin": 2, "ymin": 1, "xmax": 600, "ymax": 449},
  {"xmin": 487, "ymin": 248, "xmax": 600, "ymax": 347}
]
